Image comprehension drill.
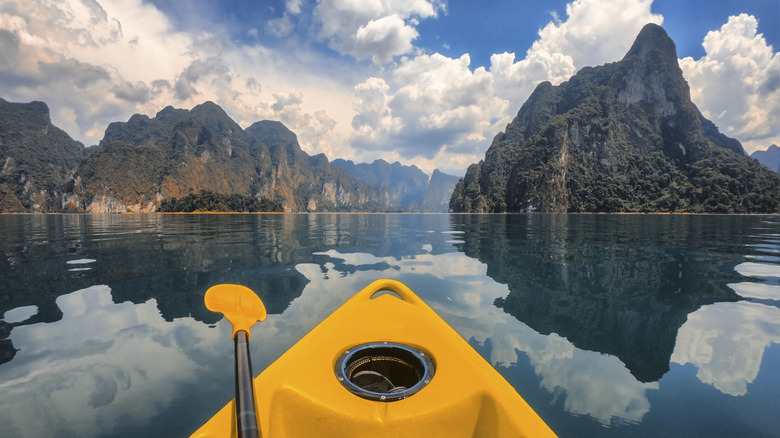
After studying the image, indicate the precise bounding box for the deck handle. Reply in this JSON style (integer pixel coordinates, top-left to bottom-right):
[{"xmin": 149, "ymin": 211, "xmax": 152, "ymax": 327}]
[{"xmin": 362, "ymin": 279, "xmax": 420, "ymax": 304}]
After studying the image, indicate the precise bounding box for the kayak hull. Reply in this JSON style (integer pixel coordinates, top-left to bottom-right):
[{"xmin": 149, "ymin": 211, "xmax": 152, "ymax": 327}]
[{"xmin": 192, "ymin": 279, "xmax": 556, "ymax": 437}]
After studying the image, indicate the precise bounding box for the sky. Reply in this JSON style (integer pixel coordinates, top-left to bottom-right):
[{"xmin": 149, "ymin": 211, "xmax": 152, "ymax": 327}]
[{"xmin": 0, "ymin": 0, "xmax": 778, "ymax": 176}]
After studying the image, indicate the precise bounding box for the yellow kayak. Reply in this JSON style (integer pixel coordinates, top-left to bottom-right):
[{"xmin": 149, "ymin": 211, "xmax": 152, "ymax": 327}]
[{"xmin": 192, "ymin": 279, "xmax": 557, "ymax": 437}]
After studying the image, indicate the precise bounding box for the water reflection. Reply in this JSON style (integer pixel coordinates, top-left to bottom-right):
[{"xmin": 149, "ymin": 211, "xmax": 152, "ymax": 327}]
[
  {"xmin": 0, "ymin": 214, "xmax": 459, "ymax": 325},
  {"xmin": 451, "ymin": 214, "xmax": 748, "ymax": 383},
  {"xmin": 2, "ymin": 305, "xmax": 38, "ymax": 323},
  {"xmin": 672, "ymin": 301, "xmax": 780, "ymax": 396},
  {"xmin": 673, "ymin": 221, "xmax": 780, "ymax": 397},
  {"xmin": 0, "ymin": 214, "xmax": 778, "ymax": 436},
  {"xmin": 0, "ymin": 279, "xmax": 361, "ymax": 438},
  {"xmin": 0, "ymin": 285, "xmax": 227, "ymax": 437},
  {"xmin": 1, "ymin": 214, "xmax": 448, "ymax": 332}
]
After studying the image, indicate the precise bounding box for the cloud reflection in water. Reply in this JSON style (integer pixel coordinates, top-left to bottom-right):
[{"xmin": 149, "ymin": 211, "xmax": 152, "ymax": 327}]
[
  {"xmin": 0, "ymin": 286, "xmax": 222, "ymax": 437},
  {"xmin": 673, "ymin": 253, "xmax": 780, "ymax": 397}
]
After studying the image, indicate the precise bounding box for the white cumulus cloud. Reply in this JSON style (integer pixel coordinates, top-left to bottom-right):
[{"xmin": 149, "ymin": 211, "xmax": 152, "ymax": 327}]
[
  {"xmin": 351, "ymin": 77, "xmax": 402, "ymax": 141},
  {"xmin": 535, "ymin": 0, "xmax": 662, "ymax": 69},
  {"xmin": 349, "ymin": 52, "xmax": 509, "ymax": 169},
  {"xmin": 346, "ymin": 1, "xmax": 780, "ymax": 173},
  {"xmin": 680, "ymin": 14, "xmax": 780, "ymax": 154},
  {"xmin": 286, "ymin": 0, "xmax": 304, "ymax": 16},
  {"xmin": 354, "ymin": 14, "xmax": 419, "ymax": 64},
  {"xmin": 313, "ymin": 0, "xmax": 443, "ymax": 63}
]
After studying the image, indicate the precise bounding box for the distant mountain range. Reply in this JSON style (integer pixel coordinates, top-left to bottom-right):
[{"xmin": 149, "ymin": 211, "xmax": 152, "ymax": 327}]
[
  {"xmin": 332, "ymin": 159, "xmax": 460, "ymax": 212},
  {"xmin": 0, "ymin": 99, "xmax": 458, "ymax": 213},
  {"xmin": 751, "ymin": 145, "xmax": 780, "ymax": 173},
  {"xmin": 450, "ymin": 24, "xmax": 780, "ymax": 213}
]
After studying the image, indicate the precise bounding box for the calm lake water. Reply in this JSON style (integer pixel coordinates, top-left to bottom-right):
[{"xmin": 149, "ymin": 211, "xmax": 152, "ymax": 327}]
[{"xmin": 1, "ymin": 213, "xmax": 779, "ymax": 437}]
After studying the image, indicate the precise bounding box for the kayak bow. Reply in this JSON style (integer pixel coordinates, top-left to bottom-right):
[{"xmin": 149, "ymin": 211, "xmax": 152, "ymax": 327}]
[{"xmin": 193, "ymin": 279, "xmax": 556, "ymax": 437}]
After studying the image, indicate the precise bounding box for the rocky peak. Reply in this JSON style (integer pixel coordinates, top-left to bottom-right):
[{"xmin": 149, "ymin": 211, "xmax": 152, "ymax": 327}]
[
  {"xmin": 0, "ymin": 99, "xmax": 51, "ymax": 130},
  {"xmin": 246, "ymin": 120, "xmax": 299, "ymax": 147},
  {"xmin": 424, "ymin": 169, "xmax": 461, "ymax": 212},
  {"xmin": 617, "ymin": 23, "xmax": 686, "ymax": 117},
  {"xmin": 332, "ymin": 159, "xmax": 459, "ymax": 211},
  {"xmin": 67, "ymin": 101, "xmax": 394, "ymax": 212},
  {"xmin": 190, "ymin": 101, "xmax": 236, "ymax": 126},
  {"xmin": 0, "ymin": 99, "xmax": 85, "ymax": 212},
  {"xmin": 624, "ymin": 23, "xmax": 679, "ymax": 66},
  {"xmin": 246, "ymin": 120, "xmax": 306, "ymax": 175},
  {"xmin": 155, "ymin": 105, "xmax": 189, "ymax": 123}
]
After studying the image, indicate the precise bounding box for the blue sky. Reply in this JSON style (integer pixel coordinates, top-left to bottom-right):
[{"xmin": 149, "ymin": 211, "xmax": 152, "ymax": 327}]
[
  {"xmin": 151, "ymin": 0, "xmax": 779, "ymax": 64},
  {"xmin": 0, "ymin": 0, "xmax": 778, "ymax": 175}
]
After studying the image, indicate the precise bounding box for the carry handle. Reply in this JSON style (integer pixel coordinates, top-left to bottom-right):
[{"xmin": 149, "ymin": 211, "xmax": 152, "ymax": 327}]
[{"xmin": 360, "ymin": 279, "xmax": 420, "ymax": 305}]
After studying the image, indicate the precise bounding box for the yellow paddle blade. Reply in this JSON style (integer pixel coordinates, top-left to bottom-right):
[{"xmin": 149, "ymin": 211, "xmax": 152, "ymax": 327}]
[{"xmin": 204, "ymin": 284, "xmax": 267, "ymax": 340}]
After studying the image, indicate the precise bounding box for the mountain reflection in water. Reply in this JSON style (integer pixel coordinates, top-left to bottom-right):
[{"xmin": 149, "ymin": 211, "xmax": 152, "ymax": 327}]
[
  {"xmin": 453, "ymin": 214, "xmax": 746, "ymax": 382},
  {"xmin": 0, "ymin": 214, "xmax": 778, "ymax": 437}
]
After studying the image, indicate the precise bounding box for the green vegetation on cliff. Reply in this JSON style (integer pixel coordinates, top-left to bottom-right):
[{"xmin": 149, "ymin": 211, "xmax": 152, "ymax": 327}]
[
  {"xmin": 158, "ymin": 190, "xmax": 283, "ymax": 212},
  {"xmin": 73, "ymin": 140, "xmax": 167, "ymax": 209},
  {"xmin": 0, "ymin": 99, "xmax": 85, "ymax": 212},
  {"xmin": 0, "ymin": 184, "xmax": 25, "ymax": 212}
]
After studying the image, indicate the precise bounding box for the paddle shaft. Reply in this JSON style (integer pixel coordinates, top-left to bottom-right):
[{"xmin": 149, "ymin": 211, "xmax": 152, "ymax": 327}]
[{"xmin": 234, "ymin": 330, "xmax": 261, "ymax": 438}]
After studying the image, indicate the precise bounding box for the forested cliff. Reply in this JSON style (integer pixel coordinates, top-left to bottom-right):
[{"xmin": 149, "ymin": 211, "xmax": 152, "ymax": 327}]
[
  {"xmin": 450, "ymin": 24, "xmax": 780, "ymax": 213},
  {"xmin": 67, "ymin": 102, "xmax": 390, "ymax": 213},
  {"xmin": 0, "ymin": 99, "xmax": 458, "ymax": 213},
  {"xmin": 0, "ymin": 99, "xmax": 85, "ymax": 212}
]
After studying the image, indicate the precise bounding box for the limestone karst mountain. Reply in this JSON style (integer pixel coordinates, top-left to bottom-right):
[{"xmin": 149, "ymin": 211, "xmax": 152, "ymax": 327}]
[
  {"xmin": 0, "ymin": 97, "xmax": 458, "ymax": 213},
  {"xmin": 0, "ymin": 99, "xmax": 85, "ymax": 212},
  {"xmin": 450, "ymin": 24, "xmax": 780, "ymax": 213},
  {"xmin": 67, "ymin": 102, "xmax": 391, "ymax": 213}
]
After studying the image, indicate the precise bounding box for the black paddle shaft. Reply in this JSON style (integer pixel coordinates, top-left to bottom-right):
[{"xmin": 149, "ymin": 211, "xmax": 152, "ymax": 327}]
[{"xmin": 234, "ymin": 330, "xmax": 261, "ymax": 438}]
